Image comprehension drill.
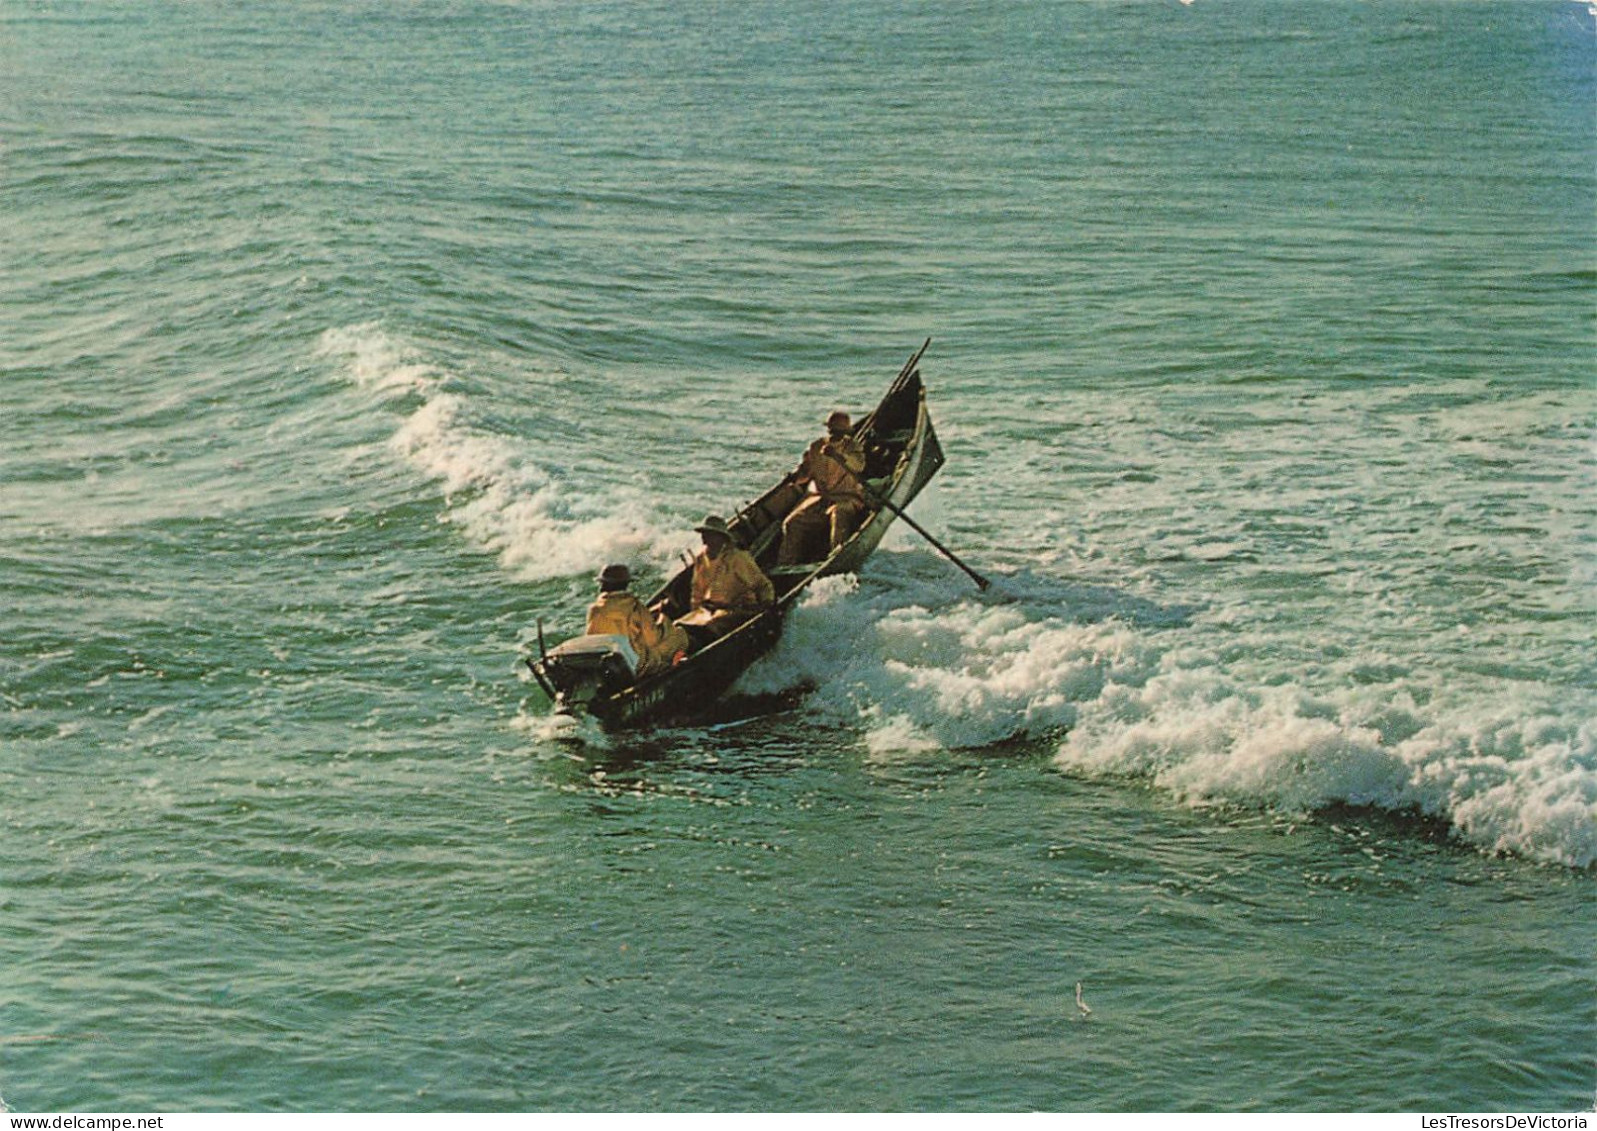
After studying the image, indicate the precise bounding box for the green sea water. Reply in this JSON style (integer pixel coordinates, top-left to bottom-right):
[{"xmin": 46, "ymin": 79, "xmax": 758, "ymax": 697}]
[{"xmin": 2, "ymin": 0, "xmax": 1593, "ymax": 1113}]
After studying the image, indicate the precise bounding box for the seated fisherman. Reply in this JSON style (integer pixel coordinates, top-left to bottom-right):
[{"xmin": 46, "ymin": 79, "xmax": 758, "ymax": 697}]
[
  {"xmin": 586, "ymin": 563, "xmax": 689, "ymax": 678},
  {"xmin": 778, "ymin": 410, "xmax": 868, "ymax": 565},
  {"xmin": 676, "ymin": 514, "xmax": 775, "ymax": 647}
]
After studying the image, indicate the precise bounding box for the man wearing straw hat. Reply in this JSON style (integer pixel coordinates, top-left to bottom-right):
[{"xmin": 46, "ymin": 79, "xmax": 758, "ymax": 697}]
[{"xmin": 676, "ymin": 514, "xmax": 775, "ymax": 647}]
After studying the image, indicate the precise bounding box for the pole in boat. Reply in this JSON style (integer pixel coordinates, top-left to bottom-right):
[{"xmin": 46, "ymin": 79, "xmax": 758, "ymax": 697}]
[
  {"xmin": 816, "ymin": 377, "xmax": 992, "ymax": 592},
  {"xmin": 860, "ymin": 339, "xmax": 934, "ymax": 435},
  {"xmin": 864, "ymin": 484, "xmax": 991, "ymax": 591},
  {"xmin": 528, "ymin": 620, "xmax": 558, "ymax": 699},
  {"xmin": 897, "ymin": 336, "xmax": 932, "ymax": 382},
  {"xmin": 870, "ymin": 337, "xmax": 932, "ymax": 413}
]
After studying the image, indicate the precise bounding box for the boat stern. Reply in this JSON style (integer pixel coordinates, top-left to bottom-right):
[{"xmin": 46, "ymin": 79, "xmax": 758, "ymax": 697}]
[{"xmin": 528, "ymin": 633, "xmax": 640, "ymax": 715}]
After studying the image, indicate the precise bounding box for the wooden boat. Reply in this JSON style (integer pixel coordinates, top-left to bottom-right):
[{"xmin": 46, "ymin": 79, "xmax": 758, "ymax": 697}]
[{"xmin": 528, "ymin": 341, "xmax": 946, "ymax": 730}]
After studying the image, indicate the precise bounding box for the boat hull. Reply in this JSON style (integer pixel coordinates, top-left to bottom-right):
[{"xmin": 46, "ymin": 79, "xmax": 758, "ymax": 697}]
[{"xmin": 530, "ymin": 343, "xmax": 945, "ymax": 730}]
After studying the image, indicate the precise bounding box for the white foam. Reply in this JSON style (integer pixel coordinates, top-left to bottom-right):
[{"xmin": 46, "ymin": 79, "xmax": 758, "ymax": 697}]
[
  {"xmin": 512, "ymin": 705, "xmax": 614, "ymax": 751},
  {"xmin": 740, "ymin": 558, "xmax": 1156, "ymax": 752},
  {"xmin": 317, "ymin": 323, "xmax": 675, "ymax": 581},
  {"xmin": 316, "ymin": 322, "xmax": 441, "ymax": 399},
  {"xmin": 389, "ymin": 391, "xmax": 660, "ymax": 579},
  {"xmin": 1057, "ymin": 660, "xmax": 1597, "ymax": 868},
  {"xmin": 740, "ymin": 554, "xmax": 1596, "ymax": 867}
]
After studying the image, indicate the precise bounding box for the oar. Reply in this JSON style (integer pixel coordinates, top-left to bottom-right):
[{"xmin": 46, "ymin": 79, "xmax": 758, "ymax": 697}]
[
  {"xmin": 878, "ymin": 338, "xmax": 990, "ymax": 588},
  {"xmin": 863, "ymin": 484, "xmax": 991, "ymax": 592},
  {"xmin": 810, "ymin": 422, "xmax": 991, "ymax": 592}
]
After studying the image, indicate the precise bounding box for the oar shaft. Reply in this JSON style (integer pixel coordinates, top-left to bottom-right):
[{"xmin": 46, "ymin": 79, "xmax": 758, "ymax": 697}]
[
  {"xmin": 866, "ymin": 487, "xmax": 990, "ymax": 591},
  {"xmin": 810, "ymin": 421, "xmax": 990, "ymax": 592},
  {"xmin": 896, "ymin": 336, "xmax": 932, "ymax": 383}
]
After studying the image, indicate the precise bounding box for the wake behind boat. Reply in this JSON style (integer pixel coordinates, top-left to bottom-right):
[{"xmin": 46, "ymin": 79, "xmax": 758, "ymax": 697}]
[{"xmin": 527, "ymin": 341, "xmax": 951, "ymax": 730}]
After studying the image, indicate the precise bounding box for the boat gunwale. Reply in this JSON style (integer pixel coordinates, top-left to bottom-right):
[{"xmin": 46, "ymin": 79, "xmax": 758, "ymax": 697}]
[{"xmin": 537, "ymin": 352, "xmax": 942, "ymax": 729}]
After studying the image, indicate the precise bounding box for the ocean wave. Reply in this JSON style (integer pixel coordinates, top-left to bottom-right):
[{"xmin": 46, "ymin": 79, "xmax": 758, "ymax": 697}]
[
  {"xmin": 744, "ymin": 556, "xmax": 1597, "ymax": 868},
  {"xmin": 1058, "ymin": 664, "xmax": 1597, "ymax": 869},
  {"xmin": 740, "ymin": 561, "xmax": 1160, "ymax": 752},
  {"xmin": 315, "ymin": 323, "xmax": 676, "ymax": 582}
]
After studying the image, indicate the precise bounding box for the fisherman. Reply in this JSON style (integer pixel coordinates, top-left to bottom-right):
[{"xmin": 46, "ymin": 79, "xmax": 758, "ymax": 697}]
[
  {"xmin": 676, "ymin": 514, "xmax": 775, "ymax": 647},
  {"xmin": 585, "ymin": 563, "xmax": 689, "ymax": 678},
  {"xmin": 778, "ymin": 409, "xmax": 868, "ymax": 565}
]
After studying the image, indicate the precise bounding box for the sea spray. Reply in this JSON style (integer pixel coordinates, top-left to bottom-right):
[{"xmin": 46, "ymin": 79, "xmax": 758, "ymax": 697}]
[
  {"xmin": 511, "ymin": 701, "xmax": 614, "ymax": 752},
  {"xmin": 739, "ymin": 556, "xmax": 1157, "ymax": 750}
]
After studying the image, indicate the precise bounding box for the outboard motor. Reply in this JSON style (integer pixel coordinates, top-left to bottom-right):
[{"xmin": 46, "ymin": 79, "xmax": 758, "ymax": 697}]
[{"xmin": 528, "ymin": 633, "xmax": 639, "ymax": 714}]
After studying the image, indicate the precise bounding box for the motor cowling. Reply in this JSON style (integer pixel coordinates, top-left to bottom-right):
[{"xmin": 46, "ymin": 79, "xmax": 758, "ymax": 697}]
[{"xmin": 533, "ymin": 633, "xmax": 639, "ymax": 713}]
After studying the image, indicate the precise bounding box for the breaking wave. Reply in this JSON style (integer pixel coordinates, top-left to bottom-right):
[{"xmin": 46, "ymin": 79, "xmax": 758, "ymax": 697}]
[
  {"xmin": 745, "ymin": 556, "xmax": 1597, "ymax": 869},
  {"xmin": 1057, "ymin": 662, "xmax": 1596, "ymax": 869},
  {"xmin": 315, "ymin": 323, "xmax": 677, "ymax": 581}
]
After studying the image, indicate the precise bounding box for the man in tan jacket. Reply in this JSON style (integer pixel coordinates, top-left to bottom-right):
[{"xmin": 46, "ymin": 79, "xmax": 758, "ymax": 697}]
[
  {"xmin": 779, "ymin": 410, "xmax": 868, "ymax": 565},
  {"xmin": 586, "ymin": 564, "xmax": 689, "ymax": 678},
  {"xmin": 676, "ymin": 515, "xmax": 775, "ymax": 646}
]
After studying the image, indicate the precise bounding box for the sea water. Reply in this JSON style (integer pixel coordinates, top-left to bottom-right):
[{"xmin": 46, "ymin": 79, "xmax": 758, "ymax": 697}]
[{"xmin": 1, "ymin": 0, "xmax": 1592, "ymax": 1113}]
